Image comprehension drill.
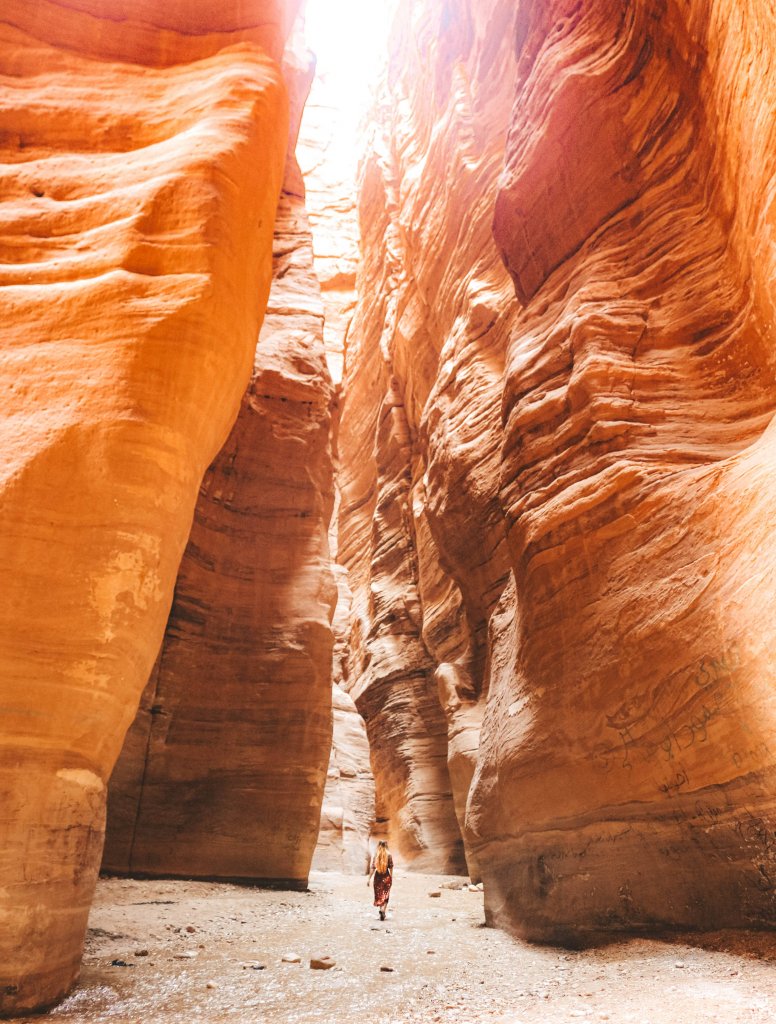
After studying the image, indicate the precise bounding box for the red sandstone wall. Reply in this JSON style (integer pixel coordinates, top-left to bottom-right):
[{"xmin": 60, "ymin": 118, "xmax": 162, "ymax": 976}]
[
  {"xmin": 102, "ymin": 47, "xmax": 337, "ymax": 890},
  {"xmin": 478, "ymin": 0, "xmax": 776, "ymax": 943},
  {"xmin": 343, "ymin": 0, "xmax": 776, "ymax": 938},
  {"xmin": 337, "ymin": 0, "xmax": 520, "ymax": 874},
  {"xmin": 0, "ymin": 1, "xmax": 295, "ymax": 1012}
]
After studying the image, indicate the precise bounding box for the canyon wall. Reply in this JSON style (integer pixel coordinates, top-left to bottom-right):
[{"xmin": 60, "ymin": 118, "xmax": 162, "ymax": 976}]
[
  {"xmin": 298, "ymin": 9, "xmax": 377, "ymax": 872},
  {"xmin": 103, "ymin": 128, "xmax": 337, "ymax": 884},
  {"xmin": 312, "ymin": 683, "xmax": 375, "ymax": 873},
  {"xmin": 0, "ymin": 0, "xmax": 297, "ymax": 1012},
  {"xmin": 337, "ymin": 0, "xmax": 521, "ymax": 875},
  {"xmin": 344, "ymin": 0, "xmax": 776, "ymax": 938},
  {"xmin": 296, "ymin": 62, "xmax": 359, "ymax": 384}
]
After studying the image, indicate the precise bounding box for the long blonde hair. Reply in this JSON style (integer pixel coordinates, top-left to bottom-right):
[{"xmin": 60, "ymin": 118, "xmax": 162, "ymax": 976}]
[{"xmin": 375, "ymin": 841, "xmax": 389, "ymax": 874}]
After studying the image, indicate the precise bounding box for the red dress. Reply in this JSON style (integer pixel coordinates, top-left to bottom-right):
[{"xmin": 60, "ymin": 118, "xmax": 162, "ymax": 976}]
[{"xmin": 372, "ymin": 854, "xmax": 393, "ymax": 907}]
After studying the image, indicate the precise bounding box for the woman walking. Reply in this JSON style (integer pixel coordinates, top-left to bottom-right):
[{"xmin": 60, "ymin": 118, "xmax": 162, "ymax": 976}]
[{"xmin": 368, "ymin": 840, "xmax": 393, "ymax": 920}]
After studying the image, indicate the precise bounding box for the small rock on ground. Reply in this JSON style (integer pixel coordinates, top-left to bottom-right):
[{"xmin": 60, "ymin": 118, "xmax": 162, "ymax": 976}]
[{"xmin": 310, "ymin": 956, "xmax": 336, "ymax": 970}]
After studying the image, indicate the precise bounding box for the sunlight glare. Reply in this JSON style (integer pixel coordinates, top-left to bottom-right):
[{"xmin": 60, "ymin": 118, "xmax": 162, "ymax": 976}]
[{"xmin": 304, "ymin": 0, "xmax": 397, "ymax": 127}]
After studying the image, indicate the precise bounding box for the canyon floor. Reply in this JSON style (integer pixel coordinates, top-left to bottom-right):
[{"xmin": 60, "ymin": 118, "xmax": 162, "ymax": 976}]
[{"xmin": 28, "ymin": 872, "xmax": 776, "ymax": 1024}]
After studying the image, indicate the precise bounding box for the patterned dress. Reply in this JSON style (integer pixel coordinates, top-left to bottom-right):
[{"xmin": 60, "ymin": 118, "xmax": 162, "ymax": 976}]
[{"xmin": 372, "ymin": 854, "xmax": 394, "ymax": 907}]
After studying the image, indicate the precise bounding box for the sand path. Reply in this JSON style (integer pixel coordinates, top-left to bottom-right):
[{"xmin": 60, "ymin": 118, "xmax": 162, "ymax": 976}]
[{"xmin": 21, "ymin": 872, "xmax": 776, "ymax": 1024}]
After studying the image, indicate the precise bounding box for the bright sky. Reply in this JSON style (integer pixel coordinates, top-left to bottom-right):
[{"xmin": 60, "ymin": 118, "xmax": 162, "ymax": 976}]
[{"xmin": 304, "ymin": 0, "xmax": 397, "ymax": 126}]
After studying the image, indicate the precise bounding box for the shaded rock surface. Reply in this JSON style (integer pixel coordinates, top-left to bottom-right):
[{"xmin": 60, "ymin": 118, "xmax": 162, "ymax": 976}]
[
  {"xmin": 343, "ymin": 0, "xmax": 776, "ymax": 941},
  {"xmin": 312, "ymin": 683, "xmax": 375, "ymax": 874},
  {"xmin": 104, "ymin": 47, "xmax": 337, "ymax": 887},
  {"xmin": 0, "ymin": 0, "xmax": 294, "ymax": 1013},
  {"xmin": 476, "ymin": 0, "xmax": 776, "ymax": 943}
]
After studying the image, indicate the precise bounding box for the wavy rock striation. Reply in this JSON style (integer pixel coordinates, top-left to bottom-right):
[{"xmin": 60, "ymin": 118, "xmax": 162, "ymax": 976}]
[
  {"xmin": 312, "ymin": 683, "xmax": 375, "ymax": 874},
  {"xmin": 345, "ymin": 0, "xmax": 776, "ymax": 939},
  {"xmin": 103, "ymin": 49, "xmax": 337, "ymax": 886},
  {"xmin": 0, "ymin": 0, "xmax": 295, "ymax": 1012},
  {"xmin": 479, "ymin": 0, "xmax": 776, "ymax": 944},
  {"xmin": 338, "ymin": 0, "xmax": 519, "ymax": 874}
]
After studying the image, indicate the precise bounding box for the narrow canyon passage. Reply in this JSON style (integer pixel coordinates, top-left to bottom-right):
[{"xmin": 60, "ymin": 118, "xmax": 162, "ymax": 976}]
[
  {"xmin": 30, "ymin": 875, "xmax": 776, "ymax": 1024},
  {"xmin": 2, "ymin": 0, "xmax": 776, "ymax": 1020}
]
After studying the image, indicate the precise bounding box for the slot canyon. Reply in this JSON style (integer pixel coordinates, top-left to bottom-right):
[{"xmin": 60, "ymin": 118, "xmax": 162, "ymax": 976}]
[{"xmin": 1, "ymin": 0, "xmax": 776, "ymax": 1021}]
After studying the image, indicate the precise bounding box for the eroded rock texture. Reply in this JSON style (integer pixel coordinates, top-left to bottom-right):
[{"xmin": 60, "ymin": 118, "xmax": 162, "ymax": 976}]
[
  {"xmin": 312, "ymin": 683, "xmax": 375, "ymax": 873},
  {"xmin": 478, "ymin": 0, "xmax": 776, "ymax": 943},
  {"xmin": 0, "ymin": 0, "xmax": 295, "ymax": 1012},
  {"xmin": 103, "ymin": 53, "xmax": 337, "ymax": 885},
  {"xmin": 337, "ymin": 0, "xmax": 521, "ymax": 874},
  {"xmin": 345, "ymin": 0, "xmax": 776, "ymax": 939},
  {"xmin": 296, "ymin": 34, "xmax": 360, "ymax": 384}
]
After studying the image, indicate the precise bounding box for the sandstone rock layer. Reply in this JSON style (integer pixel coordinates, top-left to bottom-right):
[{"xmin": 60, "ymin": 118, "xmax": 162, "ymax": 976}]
[
  {"xmin": 104, "ymin": 120, "xmax": 337, "ymax": 885},
  {"xmin": 345, "ymin": 0, "xmax": 776, "ymax": 939},
  {"xmin": 312, "ymin": 683, "xmax": 375, "ymax": 874},
  {"xmin": 336, "ymin": 0, "xmax": 520, "ymax": 873},
  {"xmin": 477, "ymin": 0, "xmax": 776, "ymax": 944},
  {"xmin": 0, "ymin": 1, "xmax": 292, "ymax": 1012}
]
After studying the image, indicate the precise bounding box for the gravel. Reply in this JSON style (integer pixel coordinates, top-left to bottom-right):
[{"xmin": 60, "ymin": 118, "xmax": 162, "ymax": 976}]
[{"xmin": 19, "ymin": 872, "xmax": 775, "ymax": 1024}]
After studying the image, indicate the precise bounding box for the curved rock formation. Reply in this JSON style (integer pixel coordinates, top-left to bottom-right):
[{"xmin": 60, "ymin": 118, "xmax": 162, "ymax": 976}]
[
  {"xmin": 337, "ymin": 0, "xmax": 518, "ymax": 875},
  {"xmin": 477, "ymin": 0, "xmax": 776, "ymax": 944},
  {"xmin": 345, "ymin": 0, "xmax": 776, "ymax": 941},
  {"xmin": 338, "ymin": 359, "xmax": 469, "ymax": 871},
  {"xmin": 0, "ymin": 1, "xmax": 294, "ymax": 1012},
  {"xmin": 103, "ymin": 47, "xmax": 337, "ymax": 890},
  {"xmin": 312, "ymin": 683, "xmax": 375, "ymax": 874}
]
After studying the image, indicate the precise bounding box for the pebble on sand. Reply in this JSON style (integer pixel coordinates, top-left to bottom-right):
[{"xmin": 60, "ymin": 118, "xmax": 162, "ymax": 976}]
[
  {"xmin": 428, "ymin": 891, "xmax": 442, "ymax": 898},
  {"xmin": 282, "ymin": 953, "xmax": 302, "ymax": 964},
  {"xmin": 380, "ymin": 966, "xmax": 394, "ymax": 973},
  {"xmin": 310, "ymin": 956, "xmax": 336, "ymax": 970}
]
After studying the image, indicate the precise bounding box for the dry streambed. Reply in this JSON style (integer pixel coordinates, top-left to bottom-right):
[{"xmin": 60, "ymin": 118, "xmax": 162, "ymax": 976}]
[{"xmin": 15, "ymin": 873, "xmax": 776, "ymax": 1024}]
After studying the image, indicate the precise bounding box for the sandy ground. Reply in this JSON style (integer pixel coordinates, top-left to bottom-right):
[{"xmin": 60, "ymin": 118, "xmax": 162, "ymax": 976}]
[{"xmin": 18, "ymin": 872, "xmax": 776, "ymax": 1024}]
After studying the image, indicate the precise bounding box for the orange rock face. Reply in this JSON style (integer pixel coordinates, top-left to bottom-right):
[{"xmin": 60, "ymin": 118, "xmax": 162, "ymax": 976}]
[
  {"xmin": 344, "ymin": 0, "xmax": 776, "ymax": 940},
  {"xmin": 479, "ymin": 0, "xmax": 776, "ymax": 943},
  {"xmin": 102, "ymin": 49, "xmax": 337, "ymax": 891},
  {"xmin": 338, "ymin": 0, "xmax": 524, "ymax": 874},
  {"xmin": 312, "ymin": 683, "xmax": 375, "ymax": 874},
  {"xmin": 0, "ymin": 1, "xmax": 293, "ymax": 1012}
]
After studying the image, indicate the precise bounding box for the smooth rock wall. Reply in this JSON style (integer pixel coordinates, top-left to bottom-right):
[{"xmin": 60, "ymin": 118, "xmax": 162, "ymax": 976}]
[
  {"xmin": 103, "ymin": 49, "xmax": 337, "ymax": 885},
  {"xmin": 344, "ymin": 0, "xmax": 776, "ymax": 939},
  {"xmin": 0, "ymin": 1, "xmax": 293, "ymax": 1012},
  {"xmin": 312, "ymin": 683, "xmax": 375, "ymax": 874}
]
